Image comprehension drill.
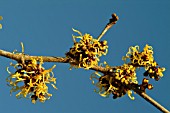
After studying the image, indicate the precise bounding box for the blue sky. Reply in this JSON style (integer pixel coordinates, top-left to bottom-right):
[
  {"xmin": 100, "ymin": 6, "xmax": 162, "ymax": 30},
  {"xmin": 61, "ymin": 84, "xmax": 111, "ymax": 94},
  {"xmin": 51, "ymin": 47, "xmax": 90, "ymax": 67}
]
[{"xmin": 0, "ymin": 0, "xmax": 170, "ymax": 113}]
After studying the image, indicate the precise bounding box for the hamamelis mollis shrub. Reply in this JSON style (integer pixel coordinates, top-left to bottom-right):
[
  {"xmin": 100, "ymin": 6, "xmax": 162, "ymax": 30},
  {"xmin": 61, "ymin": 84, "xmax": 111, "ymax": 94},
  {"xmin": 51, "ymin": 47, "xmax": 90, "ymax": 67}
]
[{"xmin": 0, "ymin": 14, "xmax": 166, "ymax": 104}]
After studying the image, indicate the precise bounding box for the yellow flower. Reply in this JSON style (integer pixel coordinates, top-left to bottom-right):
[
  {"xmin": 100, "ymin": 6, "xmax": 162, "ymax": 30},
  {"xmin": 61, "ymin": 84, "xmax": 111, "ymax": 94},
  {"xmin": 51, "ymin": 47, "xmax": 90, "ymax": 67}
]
[
  {"xmin": 123, "ymin": 44, "xmax": 154, "ymax": 68},
  {"xmin": 90, "ymin": 63, "xmax": 137, "ymax": 100},
  {"xmin": 157, "ymin": 67, "xmax": 165, "ymax": 77},
  {"xmin": 66, "ymin": 28, "xmax": 108, "ymax": 69},
  {"xmin": 7, "ymin": 57, "xmax": 57, "ymax": 104}
]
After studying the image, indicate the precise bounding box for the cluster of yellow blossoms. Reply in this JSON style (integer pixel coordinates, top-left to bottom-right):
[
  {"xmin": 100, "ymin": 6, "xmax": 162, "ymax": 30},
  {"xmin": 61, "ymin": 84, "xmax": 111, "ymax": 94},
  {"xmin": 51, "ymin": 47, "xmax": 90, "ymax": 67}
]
[
  {"xmin": 6, "ymin": 57, "xmax": 57, "ymax": 104},
  {"xmin": 123, "ymin": 44, "xmax": 165, "ymax": 81},
  {"xmin": 123, "ymin": 44, "xmax": 154, "ymax": 67},
  {"xmin": 91, "ymin": 44, "xmax": 165, "ymax": 99},
  {"xmin": 66, "ymin": 29, "xmax": 108, "ymax": 69},
  {"xmin": 91, "ymin": 64, "xmax": 137, "ymax": 100}
]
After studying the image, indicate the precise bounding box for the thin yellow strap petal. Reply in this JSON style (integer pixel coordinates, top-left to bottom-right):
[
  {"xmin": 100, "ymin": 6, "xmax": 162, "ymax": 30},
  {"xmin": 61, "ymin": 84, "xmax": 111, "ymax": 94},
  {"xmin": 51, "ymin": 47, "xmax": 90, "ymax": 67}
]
[
  {"xmin": 0, "ymin": 24, "xmax": 2, "ymax": 29},
  {"xmin": 72, "ymin": 28, "xmax": 82, "ymax": 36},
  {"xmin": 51, "ymin": 84, "xmax": 58, "ymax": 90}
]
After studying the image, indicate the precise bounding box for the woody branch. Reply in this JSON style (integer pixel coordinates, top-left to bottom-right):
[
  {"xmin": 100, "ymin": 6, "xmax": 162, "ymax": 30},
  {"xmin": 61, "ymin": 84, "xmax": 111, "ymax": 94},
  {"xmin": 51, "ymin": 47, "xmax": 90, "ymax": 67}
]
[{"xmin": 0, "ymin": 13, "xmax": 169, "ymax": 112}]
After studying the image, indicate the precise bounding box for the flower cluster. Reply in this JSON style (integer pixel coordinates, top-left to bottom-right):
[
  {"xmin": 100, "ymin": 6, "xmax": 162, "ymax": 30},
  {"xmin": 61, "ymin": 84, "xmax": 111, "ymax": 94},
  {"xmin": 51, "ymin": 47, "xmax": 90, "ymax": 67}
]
[
  {"xmin": 115, "ymin": 64, "xmax": 137, "ymax": 85},
  {"xmin": 143, "ymin": 62, "xmax": 165, "ymax": 81},
  {"xmin": 123, "ymin": 44, "xmax": 165, "ymax": 81},
  {"xmin": 6, "ymin": 57, "xmax": 57, "ymax": 104},
  {"xmin": 91, "ymin": 44, "xmax": 165, "ymax": 100},
  {"xmin": 66, "ymin": 29, "xmax": 108, "ymax": 69},
  {"xmin": 90, "ymin": 63, "xmax": 138, "ymax": 100},
  {"xmin": 123, "ymin": 44, "xmax": 154, "ymax": 68}
]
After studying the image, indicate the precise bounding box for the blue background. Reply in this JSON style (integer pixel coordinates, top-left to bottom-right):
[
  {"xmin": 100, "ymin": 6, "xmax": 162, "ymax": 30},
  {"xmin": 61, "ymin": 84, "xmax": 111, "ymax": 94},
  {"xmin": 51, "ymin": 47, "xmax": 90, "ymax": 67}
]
[{"xmin": 0, "ymin": 0, "xmax": 170, "ymax": 113}]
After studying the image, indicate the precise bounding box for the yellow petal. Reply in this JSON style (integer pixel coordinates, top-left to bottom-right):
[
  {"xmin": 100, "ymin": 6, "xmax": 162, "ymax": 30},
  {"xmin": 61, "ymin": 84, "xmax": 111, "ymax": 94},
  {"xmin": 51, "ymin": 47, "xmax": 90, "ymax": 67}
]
[
  {"xmin": 127, "ymin": 90, "xmax": 135, "ymax": 100},
  {"xmin": 72, "ymin": 28, "xmax": 82, "ymax": 36},
  {"xmin": 0, "ymin": 24, "xmax": 2, "ymax": 29},
  {"xmin": 51, "ymin": 84, "xmax": 58, "ymax": 90}
]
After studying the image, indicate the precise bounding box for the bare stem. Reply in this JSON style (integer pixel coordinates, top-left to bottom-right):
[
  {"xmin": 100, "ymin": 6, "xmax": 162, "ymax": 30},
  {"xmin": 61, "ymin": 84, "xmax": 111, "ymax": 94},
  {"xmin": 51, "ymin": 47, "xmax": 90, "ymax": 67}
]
[
  {"xmin": 129, "ymin": 84, "xmax": 170, "ymax": 113},
  {"xmin": 138, "ymin": 92, "xmax": 170, "ymax": 113},
  {"xmin": 0, "ymin": 49, "xmax": 112, "ymax": 73},
  {"xmin": 0, "ymin": 49, "xmax": 70, "ymax": 63},
  {"xmin": 97, "ymin": 13, "xmax": 119, "ymax": 40}
]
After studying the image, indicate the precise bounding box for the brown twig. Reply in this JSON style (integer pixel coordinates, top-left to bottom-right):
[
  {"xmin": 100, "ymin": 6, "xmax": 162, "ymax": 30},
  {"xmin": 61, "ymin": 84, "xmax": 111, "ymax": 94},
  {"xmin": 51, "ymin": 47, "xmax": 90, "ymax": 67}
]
[
  {"xmin": 97, "ymin": 13, "xmax": 119, "ymax": 41},
  {"xmin": 130, "ymin": 85, "xmax": 170, "ymax": 113},
  {"xmin": 139, "ymin": 92, "xmax": 170, "ymax": 113},
  {"xmin": 0, "ymin": 49, "xmax": 70, "ymax": 63},
  {"xmin": 0, "ymin": 49, "xmax": 111, "ymax": 73}
]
